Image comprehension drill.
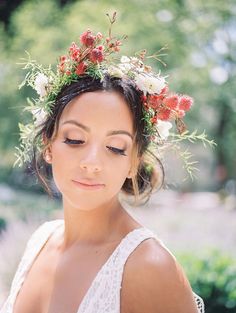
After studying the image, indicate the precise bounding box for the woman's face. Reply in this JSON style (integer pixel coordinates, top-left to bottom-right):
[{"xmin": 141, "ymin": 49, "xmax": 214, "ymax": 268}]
[{"xmin": 47, "ymin": 90, "xmax": 135, "ymax": 211}]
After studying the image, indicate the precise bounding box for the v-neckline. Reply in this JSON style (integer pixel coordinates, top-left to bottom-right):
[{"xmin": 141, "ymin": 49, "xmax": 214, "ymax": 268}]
[
  {"xmin": 12, "ymin": 220, "xmax": 145, "ymax": 313},
  {"xmin": 76, "ymin": 225, "xmax": 145, "ymax": 313}
]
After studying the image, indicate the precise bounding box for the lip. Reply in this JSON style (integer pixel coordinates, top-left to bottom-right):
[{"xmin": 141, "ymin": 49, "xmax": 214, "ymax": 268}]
[{"xmin": 72, "ymin": 179, "xmax": 105, "ymax": 190}]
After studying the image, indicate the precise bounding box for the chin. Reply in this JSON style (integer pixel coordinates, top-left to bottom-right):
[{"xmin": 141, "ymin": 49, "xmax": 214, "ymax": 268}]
[{"xmin": 62, "ymin": 192, "xmax": 113, "ymax": 212}]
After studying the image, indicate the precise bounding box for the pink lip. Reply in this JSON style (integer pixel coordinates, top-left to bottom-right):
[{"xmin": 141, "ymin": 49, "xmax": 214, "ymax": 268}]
[{"xmin": 72, "ymin": 179, "xmax": 105, "ymax": 190}]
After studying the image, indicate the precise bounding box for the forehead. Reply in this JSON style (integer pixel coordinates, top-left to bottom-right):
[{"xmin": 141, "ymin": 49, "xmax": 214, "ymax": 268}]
[{"xmin": 59, "ymin": 90, "xmax": 134, "ymax": 133}]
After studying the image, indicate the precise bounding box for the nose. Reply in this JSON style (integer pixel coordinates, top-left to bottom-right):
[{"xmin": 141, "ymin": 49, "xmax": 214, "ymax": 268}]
[{"xmin": 79, "ymin": 145, "xmax": 102, "ymax": 173}]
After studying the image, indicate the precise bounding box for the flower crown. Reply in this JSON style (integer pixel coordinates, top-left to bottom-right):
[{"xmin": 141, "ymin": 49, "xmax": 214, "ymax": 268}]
[{"xmin": 15, "ymin": 12, "xmax": 215, "ymax": 179}]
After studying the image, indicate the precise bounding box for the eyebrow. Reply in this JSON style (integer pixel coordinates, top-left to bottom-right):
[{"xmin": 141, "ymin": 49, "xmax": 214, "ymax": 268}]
[{"xmin": 61, "ymin": 120, "xmax": 133, "ymax": 140}]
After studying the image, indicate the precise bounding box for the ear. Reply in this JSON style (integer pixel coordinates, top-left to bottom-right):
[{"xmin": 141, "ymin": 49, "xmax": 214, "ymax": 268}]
[
  {"xmin": 42, "ymin": 133, "xmax": 52, "ymax": 164},
  {"xmin": 44, "ymin": 147, "xmax": 52, "ymax": 164}
]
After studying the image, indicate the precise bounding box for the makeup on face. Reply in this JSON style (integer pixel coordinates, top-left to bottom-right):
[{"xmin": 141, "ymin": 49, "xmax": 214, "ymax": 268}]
[{"xmin": 59, "ymin": 120, "xmax": 133, "ymax": 157}]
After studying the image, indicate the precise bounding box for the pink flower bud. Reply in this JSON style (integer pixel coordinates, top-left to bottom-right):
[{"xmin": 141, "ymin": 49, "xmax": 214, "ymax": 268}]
[
  {"xmin": 164, "ymin": 95, "xmax": 179, "ymax": 110},
  {"xmin": 80, "ymin": 30, "xmax": 96, "ymax": 47},
  {"xmin": 60, "ymin": 55, "xmax": 67, "ymax": 62},
  {"xmin": 89, "ymin": 48, "xmax": 104, "ymax": 63},
  {"xmin": 96, "ymin": 32, "xmax": 103, "ymax": 40},
  {"xmin": 178, "ymin": 96, "xmax": 193, "ymax": 111},
  {"xmin": 156, "ymin": 108, "xmax": 171, "ymax": 121}
]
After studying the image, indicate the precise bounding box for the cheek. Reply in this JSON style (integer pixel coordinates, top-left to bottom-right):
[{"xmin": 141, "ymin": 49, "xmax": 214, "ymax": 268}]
[
  {"xmin": 106, "ymin": 157, "xmax": 132, "ymax": 193},
  {"xmin": 51, "ymin": 139, "xmax": 77, "ymax": 171},
  {"xmin": 50, "ymin": 142, "xmax": 70, "ymax": 191},
  {"xmin": 50, "ymin": 140, "xmax": 132, "ymax": 189},
  {"xmin": 51, "ymin": 162, "xmax": 129, "ymax": 211}
]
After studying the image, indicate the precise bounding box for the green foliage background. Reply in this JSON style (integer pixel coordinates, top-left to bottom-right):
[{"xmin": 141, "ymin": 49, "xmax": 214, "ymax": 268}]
[
  {"xmin": 178, "ymin": 249, "xmax": 236, "ymax": 313},
  {"xmin": 0, "ymin": 0, "xmax": 235, "ymax": 191}
]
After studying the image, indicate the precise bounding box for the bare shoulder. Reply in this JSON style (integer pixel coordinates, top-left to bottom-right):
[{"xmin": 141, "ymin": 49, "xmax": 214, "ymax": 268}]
[{"xmin": 121, "ymin": 237, "xmax": 199, "ymax": 313}]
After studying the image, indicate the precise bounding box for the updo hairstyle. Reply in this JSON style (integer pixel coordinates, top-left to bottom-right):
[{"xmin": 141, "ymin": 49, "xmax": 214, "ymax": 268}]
[{"xmin": 30, "ymin": 74, "xmax": 164, "ymax": 205}]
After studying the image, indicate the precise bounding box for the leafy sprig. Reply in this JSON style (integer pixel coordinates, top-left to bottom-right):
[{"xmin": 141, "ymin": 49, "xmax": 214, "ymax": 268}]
[
  {"xmin": 168, "ymin": 130, "xmax": 216, "ymax": 180},
  {"xmin": 170, "ymin": 130, "xmax": 217, "ymax": 148}
]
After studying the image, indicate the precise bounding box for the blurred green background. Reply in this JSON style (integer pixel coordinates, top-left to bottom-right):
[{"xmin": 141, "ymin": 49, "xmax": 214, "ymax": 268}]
[{"xmin": 0, "ymin": 0, "xmax": 236, "ymax": 312}]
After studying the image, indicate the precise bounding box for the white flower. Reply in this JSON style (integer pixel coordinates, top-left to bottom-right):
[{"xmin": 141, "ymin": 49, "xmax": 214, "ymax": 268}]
[
  {"xmin": 130, "ymin": 57, "xmax": 139, "ymax": 62},
  {"xmin": 107, "ymin": 66, "xmax": 124, "ymax": 78},
  {"xmin": 120, "ymin": 56, "xmax": 130, "ymax": 63},
  {"xmin": 34, "ymin": 73, "xmax": 49, "ymax": 98},
  {"xmin": 135, "ymin": 73, "xmax": 166, "ymax": 95},
  {"xmin": 156, "ymin": 120, "xmax": 172, "ymax": 140},
  {"xmin": 119, "ymin": 63, "xmax": 132, "ymax": 72},
  {"xmin": 119, "ymin": 56, "xmax": 133, "ymax": 72},
  {"xmin": 32, "ymin": 107, "xmax": 47, "ymax": 126}
]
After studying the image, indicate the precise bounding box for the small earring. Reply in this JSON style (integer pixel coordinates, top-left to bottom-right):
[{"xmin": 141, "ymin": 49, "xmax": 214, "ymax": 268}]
[{"xmin": 127, "ymin": 170, "xmax": 132, "ymax": 179}]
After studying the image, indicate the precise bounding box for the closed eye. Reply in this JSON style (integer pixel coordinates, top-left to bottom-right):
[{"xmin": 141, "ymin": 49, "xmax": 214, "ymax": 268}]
[
  {"xmin": 106, "ymin": 146, "xmax": 127, "ymax": 156},
  {"xmin": 63, "ymin": 138, "xmax": 84, "ymax": 145},
  {"xmin": 63, "ymin": 138, "xmax": 127, "ymax": 156}
]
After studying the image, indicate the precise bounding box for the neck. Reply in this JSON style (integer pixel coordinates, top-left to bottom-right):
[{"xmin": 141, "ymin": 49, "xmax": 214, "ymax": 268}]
[{"xmin": 59, "ymin": 196, "xmax": 126, "ymax": 249}]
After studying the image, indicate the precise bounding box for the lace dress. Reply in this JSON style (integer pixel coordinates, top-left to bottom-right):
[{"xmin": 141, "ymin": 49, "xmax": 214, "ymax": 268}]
[{"xmin": 0, "ymin": 219, "xmax": 204, "ymax": 313}]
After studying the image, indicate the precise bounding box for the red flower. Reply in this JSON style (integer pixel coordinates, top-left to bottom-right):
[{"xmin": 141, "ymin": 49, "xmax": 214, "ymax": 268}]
[
  {"xmin": 150, "ymin": 115, "xmax": 158, "ymax": 124},
  {"xmin": 143, "ymin": 102, "xmax": 149, "ymax": 111},
  {"xmin": 89, "ymin": 48, "xmax": 104, "ymax": 63},
  {"xmin": 141, "ymin": 95, "xmax": 147, "ymax": 102},
  {"xmin": 69, "ymin": 42, "xmax": 79, "ymax": 52},
  {"xmin": 66, "ymin": 70, "xmax": 72, "ymax": 76},
  {"xmin": 75, "ymin": 62, "xmax": 87, "ymax": 75},
  {"xmin": 156, "ymin": 108, "xmax": 171, "ymax": 121},
  {"xmin": 60, "ymin": 55, "xmax": 67, "ymax": 63},
  {"xmin": 163, "ymin": 94, "xmax": 179, "ymax": 110},
  {"xmin": 72, "ymin": 51, "xmax": 80, "ymax": 61},
  {"xmin": 178, "ymin": 96, "xmax": 193, "ymax": 111},
  {"xmin": 148, "ymin": 94, "xmax": 164, "ymax": 109},
  {"xmin": 80, "ymin": 30, "xmax": 96, "ymax": 47},
  {"xmin": 69, "ymin": 42, "xmax": 80, "ymax": 61}
]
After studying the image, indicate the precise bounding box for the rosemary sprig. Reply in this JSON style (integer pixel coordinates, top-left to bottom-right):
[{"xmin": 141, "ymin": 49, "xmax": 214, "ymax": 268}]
[{"xmin": 170, "ymin": 130, "xmax": 217, "ymax": 148}]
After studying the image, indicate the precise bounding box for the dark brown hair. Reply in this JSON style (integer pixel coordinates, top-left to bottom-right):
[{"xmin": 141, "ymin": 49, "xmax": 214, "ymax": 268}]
[{"xmin": 30, "ymin": 74, "xmax": 164, "ymax": 205}]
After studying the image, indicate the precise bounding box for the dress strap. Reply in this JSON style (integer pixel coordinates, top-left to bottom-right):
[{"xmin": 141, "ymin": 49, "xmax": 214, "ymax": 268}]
[
  {"xmin": 193, "ymin": 292, "xmax": 205, "ymax": 313},
  {"xmin": 113, "ymin": 227, "xmax": 159, "ymax": 268},
  {"xmin": 114, "ymin": 227, "xmax": 159, "ymax": 312},
  {"xmin": 111, "ymin": 227, "xmax": 205, "ymax": 313}
]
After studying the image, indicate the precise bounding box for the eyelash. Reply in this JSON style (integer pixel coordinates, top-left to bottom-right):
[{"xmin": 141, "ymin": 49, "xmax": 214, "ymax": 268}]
[{"xmin": 63, "ymin": 138, "xmax": 127, "ymax": 156}]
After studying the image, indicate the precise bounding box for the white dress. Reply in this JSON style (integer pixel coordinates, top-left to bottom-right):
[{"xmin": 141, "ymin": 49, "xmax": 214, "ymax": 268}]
[{"xmin": 0, "ymin": 219, "xmax": 204, "ymax": 313}]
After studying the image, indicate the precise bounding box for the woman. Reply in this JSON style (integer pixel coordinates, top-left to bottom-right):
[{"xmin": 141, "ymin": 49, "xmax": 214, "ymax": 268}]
[{"xmin": 1, "ymin": 13, "xmax": 205, "ymax": 313}]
